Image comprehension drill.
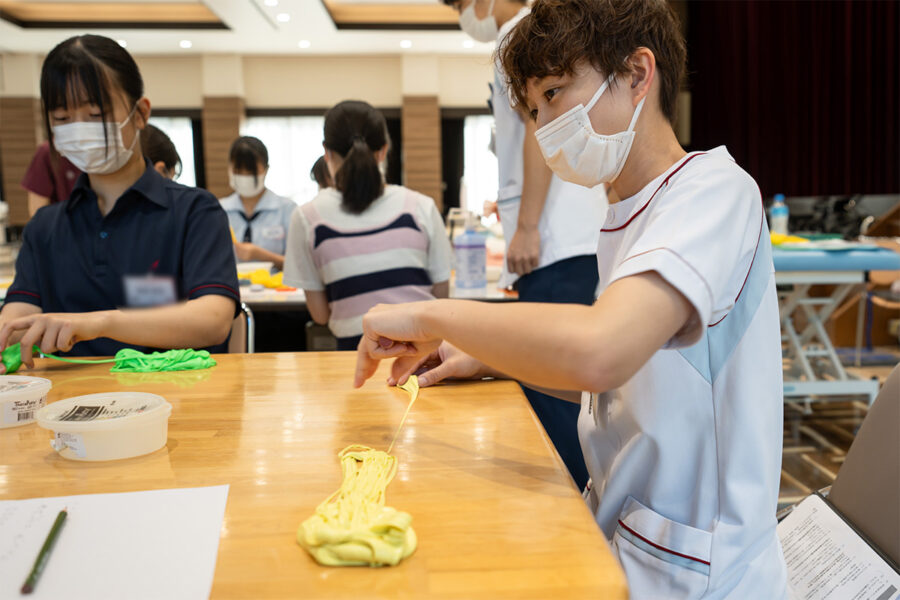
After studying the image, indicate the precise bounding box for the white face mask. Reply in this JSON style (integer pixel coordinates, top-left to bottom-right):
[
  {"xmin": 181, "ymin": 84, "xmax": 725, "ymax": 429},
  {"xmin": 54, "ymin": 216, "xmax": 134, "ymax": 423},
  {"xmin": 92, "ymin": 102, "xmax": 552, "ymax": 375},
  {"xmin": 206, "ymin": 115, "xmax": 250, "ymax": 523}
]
[
  {"xmin": 52, "ymin": 105, "xmax": 140, "ymax": 175},
  {"xmin": 535, "ymin": 75, "xmax": 645, "ymax": 187},
  {"xmin": 229, "ymin": 172, "xmax": 266, "ymax": 198},
  {"xmin": 459, "ymin": 0, "xmax": 498, "ymax": 43}
]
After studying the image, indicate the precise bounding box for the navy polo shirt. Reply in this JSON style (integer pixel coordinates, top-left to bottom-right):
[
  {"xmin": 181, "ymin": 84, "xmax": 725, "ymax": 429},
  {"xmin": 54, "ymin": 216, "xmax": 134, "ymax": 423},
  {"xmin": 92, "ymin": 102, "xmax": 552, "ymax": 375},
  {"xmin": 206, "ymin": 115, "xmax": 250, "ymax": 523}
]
[{"xmin": 7, "ymin": 161, "xmax": 240, "ymax": 356}]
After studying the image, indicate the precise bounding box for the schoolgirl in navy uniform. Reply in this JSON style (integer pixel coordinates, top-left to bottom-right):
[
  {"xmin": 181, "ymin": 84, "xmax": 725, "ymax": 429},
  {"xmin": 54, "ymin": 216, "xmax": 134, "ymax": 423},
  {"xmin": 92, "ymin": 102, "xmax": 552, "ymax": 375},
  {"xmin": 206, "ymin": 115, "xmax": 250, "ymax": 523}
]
[{"xmin": 0, "ymin": 34, "xmax": 239, "ymax": 368}]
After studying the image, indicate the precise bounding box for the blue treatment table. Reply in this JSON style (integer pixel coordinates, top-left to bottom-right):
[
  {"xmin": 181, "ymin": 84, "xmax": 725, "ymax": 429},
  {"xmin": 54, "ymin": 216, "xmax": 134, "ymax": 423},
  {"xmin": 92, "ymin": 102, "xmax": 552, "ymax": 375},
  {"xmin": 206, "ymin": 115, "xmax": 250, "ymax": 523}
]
[{"xmin": 773, "ymin": 246, "xmax": 900, "ymax": 404}]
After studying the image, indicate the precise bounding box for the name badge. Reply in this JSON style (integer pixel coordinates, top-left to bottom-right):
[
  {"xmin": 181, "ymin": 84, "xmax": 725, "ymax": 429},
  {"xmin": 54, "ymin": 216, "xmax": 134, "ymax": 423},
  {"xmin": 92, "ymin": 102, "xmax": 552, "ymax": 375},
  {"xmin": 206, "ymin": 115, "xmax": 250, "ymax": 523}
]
[
  {"xmin": 123, "ymin": 275, "xmax": 177, "ymax": 308},
  {"xmin": 261, "ymin": 226, "xmax": 285, "ymax": 241}
]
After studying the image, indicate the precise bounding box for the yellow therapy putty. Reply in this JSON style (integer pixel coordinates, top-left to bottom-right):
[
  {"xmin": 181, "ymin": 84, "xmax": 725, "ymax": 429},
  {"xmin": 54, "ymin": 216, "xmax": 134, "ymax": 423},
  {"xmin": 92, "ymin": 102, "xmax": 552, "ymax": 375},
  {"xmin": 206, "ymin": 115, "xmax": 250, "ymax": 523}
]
[{"xmin": 296, "ymin": 376, "xmax": 420, "ymax": 567}]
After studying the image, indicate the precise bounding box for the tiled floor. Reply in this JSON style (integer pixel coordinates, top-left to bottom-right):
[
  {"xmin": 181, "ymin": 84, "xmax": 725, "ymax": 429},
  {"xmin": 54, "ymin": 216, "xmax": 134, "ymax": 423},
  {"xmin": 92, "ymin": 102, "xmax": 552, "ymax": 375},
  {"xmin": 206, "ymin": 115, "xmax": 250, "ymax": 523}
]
[{"xmin": 778, "ymin": 354, "xmax": 898, "ymax": 510}]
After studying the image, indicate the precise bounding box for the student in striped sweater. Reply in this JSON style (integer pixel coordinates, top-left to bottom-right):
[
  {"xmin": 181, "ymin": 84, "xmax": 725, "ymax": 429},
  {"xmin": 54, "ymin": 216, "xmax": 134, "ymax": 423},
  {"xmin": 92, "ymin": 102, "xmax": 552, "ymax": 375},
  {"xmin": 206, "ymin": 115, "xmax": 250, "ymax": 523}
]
[{"xmin": 283, "ymin": 100, "xmax": 452, "ymax": 350}]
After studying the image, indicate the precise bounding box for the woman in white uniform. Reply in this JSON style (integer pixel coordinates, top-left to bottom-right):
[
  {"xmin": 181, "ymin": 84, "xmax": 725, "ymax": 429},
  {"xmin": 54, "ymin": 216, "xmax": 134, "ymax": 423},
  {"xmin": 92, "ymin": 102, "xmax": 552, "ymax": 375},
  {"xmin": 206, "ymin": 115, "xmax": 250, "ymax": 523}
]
[
  {"xmin": 219, "ymin": 136, "xmax": 295, "ymax": 270},
  {"xmin": 351, "ymin": 0, "xmax": 788, "ymax": 597}
]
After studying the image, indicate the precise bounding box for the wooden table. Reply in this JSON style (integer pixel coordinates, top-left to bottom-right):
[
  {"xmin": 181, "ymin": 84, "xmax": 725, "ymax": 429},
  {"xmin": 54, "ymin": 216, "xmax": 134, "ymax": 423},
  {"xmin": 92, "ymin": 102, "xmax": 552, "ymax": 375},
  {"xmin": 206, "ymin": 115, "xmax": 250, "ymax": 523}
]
[{"xmin": 0, "ymin": 353, "xmax": 626, "ymax": 599}]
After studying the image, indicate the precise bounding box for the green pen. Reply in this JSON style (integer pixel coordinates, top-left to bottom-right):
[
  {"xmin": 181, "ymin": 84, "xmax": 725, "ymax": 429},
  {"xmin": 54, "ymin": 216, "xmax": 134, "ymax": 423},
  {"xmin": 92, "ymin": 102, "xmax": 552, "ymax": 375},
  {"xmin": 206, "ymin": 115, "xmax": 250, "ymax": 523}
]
[{"xmin": 20, "ymin": 508, "xmax": 67, "ymax": 595}]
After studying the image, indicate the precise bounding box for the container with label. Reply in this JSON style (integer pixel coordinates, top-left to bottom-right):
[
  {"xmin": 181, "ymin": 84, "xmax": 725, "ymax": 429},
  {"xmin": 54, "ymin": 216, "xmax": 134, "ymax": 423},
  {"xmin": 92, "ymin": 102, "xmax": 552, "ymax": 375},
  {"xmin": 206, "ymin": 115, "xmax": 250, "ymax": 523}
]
[
  {"xmin": 35, "ymin": 392, "xmax": 172, "ymax": 461},
  {"xmin": 769, "ymin": 193, "xmax": 790, "ymax": 236},
  {"xmin": 453, "ymin": 212, "xmax": 487, "ymax": 297},
  {"xmin": 0, "ymin": 376, "xmax": 52, "ymax": 428}
]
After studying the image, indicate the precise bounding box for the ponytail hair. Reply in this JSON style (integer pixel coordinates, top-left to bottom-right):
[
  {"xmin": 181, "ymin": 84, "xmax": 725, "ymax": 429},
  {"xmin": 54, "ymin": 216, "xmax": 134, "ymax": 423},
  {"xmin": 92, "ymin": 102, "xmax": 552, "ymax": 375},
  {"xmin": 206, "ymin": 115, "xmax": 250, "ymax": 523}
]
[{"xmin": 323, "ymin": 100, "xmax": 389, "ymax": 214}]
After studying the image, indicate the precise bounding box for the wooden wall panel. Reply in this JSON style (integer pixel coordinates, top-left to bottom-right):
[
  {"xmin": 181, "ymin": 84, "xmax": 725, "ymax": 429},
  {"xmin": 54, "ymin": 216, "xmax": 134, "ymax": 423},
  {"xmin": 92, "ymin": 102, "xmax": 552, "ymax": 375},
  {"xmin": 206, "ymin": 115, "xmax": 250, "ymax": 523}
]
[
  {"xmin": 401, "ymin": 95, "xmax": 442, "ymax": 211},
  {"xmin": 0, "ymin": 97, "xmax": 43, "ymax": 225},
  {"xmin": 202, "ymin": 96, "xmax": 244, "ymax": 199}
]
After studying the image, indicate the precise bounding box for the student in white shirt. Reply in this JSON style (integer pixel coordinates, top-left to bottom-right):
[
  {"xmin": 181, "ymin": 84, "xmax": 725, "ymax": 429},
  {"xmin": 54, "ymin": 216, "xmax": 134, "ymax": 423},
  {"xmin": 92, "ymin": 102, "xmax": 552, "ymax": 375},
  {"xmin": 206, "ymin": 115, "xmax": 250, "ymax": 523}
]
[
  {"xmin": 283, "ymin": 100, "xmax": 451, "ymax": 350},
  {"xmin": 353, "ymin": 0, "xmax": 788, "ymax": 596},
  {"xmin": 445, "ymin": 0, "xmax": 608, "ymax": 489},
  {"xmin": 219, "ymin": 136, "xmax": 296, "ymax": 270}
]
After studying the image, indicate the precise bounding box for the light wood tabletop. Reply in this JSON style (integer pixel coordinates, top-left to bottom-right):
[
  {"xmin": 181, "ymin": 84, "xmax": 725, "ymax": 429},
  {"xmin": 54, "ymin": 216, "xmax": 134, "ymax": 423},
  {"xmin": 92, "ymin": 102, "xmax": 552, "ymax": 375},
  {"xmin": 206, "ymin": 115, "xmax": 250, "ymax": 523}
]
[{"xmin": 0, "ymin": 352, "xmax": 627, "ymax": 599}]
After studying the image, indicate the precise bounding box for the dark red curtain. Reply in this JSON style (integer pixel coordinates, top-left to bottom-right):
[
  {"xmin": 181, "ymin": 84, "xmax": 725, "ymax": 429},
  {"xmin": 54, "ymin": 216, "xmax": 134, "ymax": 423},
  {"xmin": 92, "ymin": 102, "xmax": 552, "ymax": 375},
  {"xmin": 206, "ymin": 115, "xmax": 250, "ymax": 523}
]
[{"xmin": 687, "ymin": 0, "xmax": 899, "ymax": 196}]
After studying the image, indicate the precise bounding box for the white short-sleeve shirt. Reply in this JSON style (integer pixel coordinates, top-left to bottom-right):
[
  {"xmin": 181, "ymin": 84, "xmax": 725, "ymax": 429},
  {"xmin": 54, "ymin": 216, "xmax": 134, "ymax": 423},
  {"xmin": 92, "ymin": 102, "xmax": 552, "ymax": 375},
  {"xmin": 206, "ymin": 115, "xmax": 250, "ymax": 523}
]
[
  {"xmin": 220, "ymin": 189, "xmax": 296, "ymax": 256},
  {"xmin": 580, "ymin": 147, "xmax": 788, "ymax": 598},
  {"xmin": 492, "ymin": 8, "xmax": 606, "ymax": 286}
]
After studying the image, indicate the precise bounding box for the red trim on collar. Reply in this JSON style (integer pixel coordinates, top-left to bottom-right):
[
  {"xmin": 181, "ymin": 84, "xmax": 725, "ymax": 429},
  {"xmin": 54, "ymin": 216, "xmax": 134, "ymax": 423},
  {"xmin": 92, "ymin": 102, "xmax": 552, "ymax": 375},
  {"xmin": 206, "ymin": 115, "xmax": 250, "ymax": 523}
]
[{"xmin": 601, "ymin": 152, "xmax": 707, "ymax": 233}]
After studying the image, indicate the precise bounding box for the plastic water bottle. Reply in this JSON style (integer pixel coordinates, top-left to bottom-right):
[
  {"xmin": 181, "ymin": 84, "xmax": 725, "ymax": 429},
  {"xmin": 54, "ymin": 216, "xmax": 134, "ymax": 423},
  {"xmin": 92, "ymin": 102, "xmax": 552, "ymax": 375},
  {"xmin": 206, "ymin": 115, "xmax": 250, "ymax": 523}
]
[
  {"xmin": 453, "ymin": 212, "xmax": 487, "ymax": 297},
  {"xmin": 769, "ymin": 194, "xmax": 789, "ymax": 235}
]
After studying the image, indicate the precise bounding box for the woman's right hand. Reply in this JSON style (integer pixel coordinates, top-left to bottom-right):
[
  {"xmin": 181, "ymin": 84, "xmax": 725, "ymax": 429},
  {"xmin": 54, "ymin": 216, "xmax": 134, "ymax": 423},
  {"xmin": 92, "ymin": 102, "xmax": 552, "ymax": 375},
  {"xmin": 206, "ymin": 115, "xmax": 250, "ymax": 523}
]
[
  {"xmin": 234, "ymin": 241, "xmax": 258, "ymax": 262},
  {"xmin": 387, "ymin": 342, "xmax": 498, "ymax": 388},
  {"xmin": 354, "ymin": 301, "xmax": 443, "ymax": 388}
]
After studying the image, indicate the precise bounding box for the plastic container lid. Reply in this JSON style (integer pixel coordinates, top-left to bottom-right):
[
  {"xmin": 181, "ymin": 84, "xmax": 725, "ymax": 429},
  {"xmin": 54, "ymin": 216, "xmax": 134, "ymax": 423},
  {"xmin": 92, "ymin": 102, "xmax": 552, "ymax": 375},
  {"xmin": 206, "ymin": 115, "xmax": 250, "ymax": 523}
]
[
  {"xmin": 0, "ymin": 376, "xmax": 52, "ymax": 429},
  {"xmin": 37, "ymin": 392, "xmax": 170, "ymax": 431},
  {"xmin": 237, "ymin": 261, "xmax": 274, "ymax": 273}
]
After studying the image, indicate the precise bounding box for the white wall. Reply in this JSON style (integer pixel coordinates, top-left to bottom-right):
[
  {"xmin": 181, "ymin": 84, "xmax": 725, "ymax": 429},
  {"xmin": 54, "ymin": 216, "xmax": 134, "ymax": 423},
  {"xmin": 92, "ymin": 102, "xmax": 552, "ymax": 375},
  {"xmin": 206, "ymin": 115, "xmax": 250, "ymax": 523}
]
[
  {"xmin": 243, "ymin": 55, "xmax": 404, "ymax": 108},
  {"xmin": 135, "ymin": 55, "xmax": 203, "ymax": 108},
  {"xmin": 132, "ymin": 53, "xmax": 490, "ymax": 109}
]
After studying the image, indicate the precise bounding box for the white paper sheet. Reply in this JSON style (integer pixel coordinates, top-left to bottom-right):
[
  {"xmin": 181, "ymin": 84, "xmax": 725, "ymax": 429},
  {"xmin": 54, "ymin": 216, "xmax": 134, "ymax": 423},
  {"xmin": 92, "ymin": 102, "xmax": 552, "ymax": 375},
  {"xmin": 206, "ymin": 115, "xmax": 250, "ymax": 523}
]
[
  {"xmin": 0, "ymin": 485, "xmax": 229, "ymax": 600},
  {"xmin": 778, "ymin": 494, "xmax": 900, "ymax": 600}
]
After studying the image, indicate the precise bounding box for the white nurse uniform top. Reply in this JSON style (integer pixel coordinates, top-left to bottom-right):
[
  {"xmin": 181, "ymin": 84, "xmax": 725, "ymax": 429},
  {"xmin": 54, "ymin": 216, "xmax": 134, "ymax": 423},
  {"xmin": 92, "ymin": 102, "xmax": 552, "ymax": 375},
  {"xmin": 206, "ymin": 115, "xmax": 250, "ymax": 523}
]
[{"xmin": 580, "ymin": 147, "xmax": 788, "ymax": 599}]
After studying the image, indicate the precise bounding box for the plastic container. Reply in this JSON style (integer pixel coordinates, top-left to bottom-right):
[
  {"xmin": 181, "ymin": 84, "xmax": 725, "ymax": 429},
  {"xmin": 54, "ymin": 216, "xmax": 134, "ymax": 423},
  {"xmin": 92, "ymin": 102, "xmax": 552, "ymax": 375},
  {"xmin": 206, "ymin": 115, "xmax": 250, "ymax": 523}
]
[
  {"xmin": 454, "ymin": 212, "xmax": 487, "ymax": 296},
  {"xmin": 769, "ymin": 193, "xmax": 789, "ymax": 236},
  {"xmin": 0, "ymin": 376, "xmax": 52, "ymax": 429},
  {"xmin": 237, "ymin": 261, "xmax": 274, "ymax": 273},
  {"xmin": 36, "ymin": 392, "xmax": 172, "ymax": 461}
]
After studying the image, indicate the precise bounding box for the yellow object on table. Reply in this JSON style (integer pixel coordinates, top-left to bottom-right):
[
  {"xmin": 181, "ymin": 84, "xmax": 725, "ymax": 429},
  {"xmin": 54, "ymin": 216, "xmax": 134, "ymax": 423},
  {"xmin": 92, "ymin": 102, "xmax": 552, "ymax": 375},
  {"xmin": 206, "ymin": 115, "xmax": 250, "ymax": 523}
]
[
  {"xmin": 296, "ymin": 445, "xmax": 417, "ymax": 567},
  {"xmin": 770, "ymin": 232, "xmax": 809, "ymax": 245},
  {"xmin": 297, "ymin": 376, "xmax": 420, "ymax": 567},
  {"xmin": 238, "ymin": 269, "xmax": 285, "ymax": 289}
]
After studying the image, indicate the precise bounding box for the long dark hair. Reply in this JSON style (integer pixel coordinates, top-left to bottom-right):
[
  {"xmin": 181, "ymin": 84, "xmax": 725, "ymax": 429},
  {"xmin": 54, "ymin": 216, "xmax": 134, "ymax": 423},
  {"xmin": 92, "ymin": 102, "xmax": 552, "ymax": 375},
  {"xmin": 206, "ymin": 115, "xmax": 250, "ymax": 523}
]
[
  {"xmin": 229, "ymin": 136, "xmax": 268, "ymax": 188},
  {"xmin": 323, "ymin": 100, "xmax": 389, "ymax": 214},
  {"xmin": 40, "ymin": 34, "xmax": 144, "ymax": 155}
]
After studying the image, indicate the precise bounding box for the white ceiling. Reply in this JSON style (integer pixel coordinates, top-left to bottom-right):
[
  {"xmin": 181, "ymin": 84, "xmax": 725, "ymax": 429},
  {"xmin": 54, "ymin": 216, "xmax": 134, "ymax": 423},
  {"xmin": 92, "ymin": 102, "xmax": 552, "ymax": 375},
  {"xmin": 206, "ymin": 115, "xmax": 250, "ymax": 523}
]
[{"xmin": 0, "ymin": 0, "xmax": 493, "ymax": 56}]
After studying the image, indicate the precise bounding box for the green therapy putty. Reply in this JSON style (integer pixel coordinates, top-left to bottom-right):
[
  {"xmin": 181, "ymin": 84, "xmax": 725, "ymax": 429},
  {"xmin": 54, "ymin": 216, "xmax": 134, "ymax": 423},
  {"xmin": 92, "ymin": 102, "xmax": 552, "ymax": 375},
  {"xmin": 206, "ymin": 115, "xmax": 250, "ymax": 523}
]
[{"xmin": 2, "ymin": 343, "xmax": 216, "ymax": 374}]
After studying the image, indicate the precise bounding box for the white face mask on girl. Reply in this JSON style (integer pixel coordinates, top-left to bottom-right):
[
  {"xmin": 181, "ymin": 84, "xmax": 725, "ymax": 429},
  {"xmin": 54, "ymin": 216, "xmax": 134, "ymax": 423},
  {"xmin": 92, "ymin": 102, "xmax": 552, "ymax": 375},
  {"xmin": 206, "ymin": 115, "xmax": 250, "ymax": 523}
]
[
  {"xmin": 52, "ymin": 105, "xmax": 140, "ymax": 175},
  {"xmin": 229, "ymin": 172, "xmax": 266, "ymax": 198},
  {"xmin": 535, "ymin": 75, "xmax": 645, "ymax": 187},
  {"xmin": 459, "ymin": 0, "xmax": 498, "ymax": 43}
]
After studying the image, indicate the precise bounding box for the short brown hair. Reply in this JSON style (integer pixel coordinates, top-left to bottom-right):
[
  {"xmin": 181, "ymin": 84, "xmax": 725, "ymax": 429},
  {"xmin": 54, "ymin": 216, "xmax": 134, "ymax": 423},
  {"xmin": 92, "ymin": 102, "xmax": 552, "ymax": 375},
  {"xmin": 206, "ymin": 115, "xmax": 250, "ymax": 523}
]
[{"xmin": 498, "ymin": 0, "xmax": 686, "ymax": 124}]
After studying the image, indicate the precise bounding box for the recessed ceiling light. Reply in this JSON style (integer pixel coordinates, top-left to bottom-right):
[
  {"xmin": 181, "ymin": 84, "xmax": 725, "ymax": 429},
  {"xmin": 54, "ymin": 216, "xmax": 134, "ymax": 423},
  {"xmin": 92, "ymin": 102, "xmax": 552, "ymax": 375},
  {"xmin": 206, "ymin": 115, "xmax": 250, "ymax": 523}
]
[
  {"xmin": 179, "ymin": 40, "xmax": 192, "ymax": 49},
  {"xmin": 400, "ymin": 39, "xmax": 412, "ymax": 49},
  {"xmin": 276, "ymin": 12, "xmax": 290, "ymax": 22},
  {"xmin": 264, "ymin": 0, "xmax": 278, "ymax": 5},
  {"xmin": 462, "ymin": 39, "xmax": 474, "ymax": 48},
  {"xmin": 117, "ymin": 39, "xmax": 127, "ymax": 48},
  {"xmin": 298, "ymin": 40, "xmax": 311, "ymax": 49}
]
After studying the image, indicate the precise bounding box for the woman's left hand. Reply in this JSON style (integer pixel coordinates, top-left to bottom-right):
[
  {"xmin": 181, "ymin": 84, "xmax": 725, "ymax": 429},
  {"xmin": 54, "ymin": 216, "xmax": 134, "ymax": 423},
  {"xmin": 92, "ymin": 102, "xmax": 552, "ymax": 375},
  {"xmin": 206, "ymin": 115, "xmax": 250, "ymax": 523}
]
[{"xmin": 0, "ymin": 312, "xmax": 110, "ymax": 370}]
